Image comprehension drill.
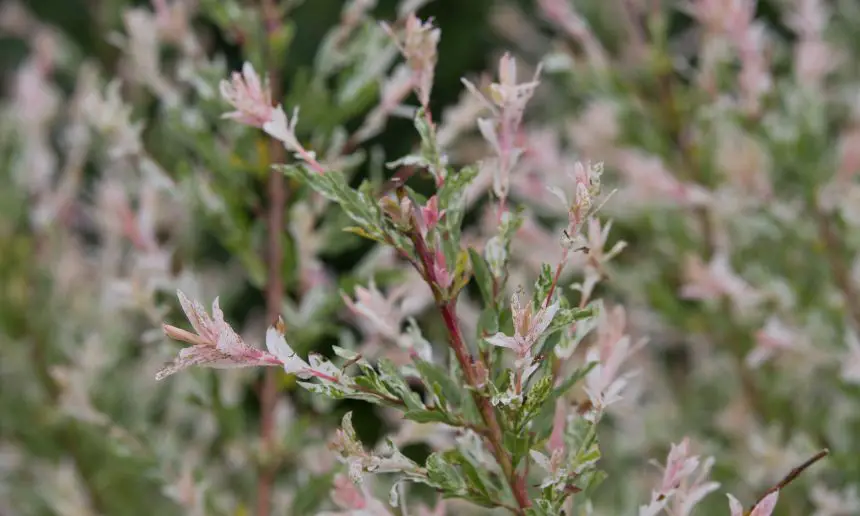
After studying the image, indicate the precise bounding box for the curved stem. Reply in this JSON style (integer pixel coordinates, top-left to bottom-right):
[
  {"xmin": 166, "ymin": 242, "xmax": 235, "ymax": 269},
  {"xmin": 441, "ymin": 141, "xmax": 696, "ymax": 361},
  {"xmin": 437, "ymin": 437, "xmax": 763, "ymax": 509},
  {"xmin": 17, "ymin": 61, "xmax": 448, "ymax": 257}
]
[
  {"xmin": 409, "ymin": 227, "xmax": 530, "ymax": 513},
  {"xmin": 439, "ymin": 302, "xmax": 531, "ymax": 513}
]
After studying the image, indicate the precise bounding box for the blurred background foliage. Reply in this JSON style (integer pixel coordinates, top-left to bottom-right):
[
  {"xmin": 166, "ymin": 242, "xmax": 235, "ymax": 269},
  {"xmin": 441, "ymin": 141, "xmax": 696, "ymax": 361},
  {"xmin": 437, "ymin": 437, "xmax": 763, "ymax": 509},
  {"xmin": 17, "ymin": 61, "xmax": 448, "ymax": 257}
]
[{"xmin": 0, "ymin": 1, "xmax": 506, "ymax": 514}]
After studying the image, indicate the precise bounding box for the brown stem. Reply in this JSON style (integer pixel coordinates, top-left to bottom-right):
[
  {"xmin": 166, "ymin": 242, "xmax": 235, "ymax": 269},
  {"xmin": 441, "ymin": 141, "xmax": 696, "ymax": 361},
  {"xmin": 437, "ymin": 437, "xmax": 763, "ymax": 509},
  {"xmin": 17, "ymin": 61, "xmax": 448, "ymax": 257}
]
[
  {"xmin": 257, "ymin": 1, "xmax": 286, "ymax": 515},
  {"xmin": 409, "ymin": 227, "xmax": 530, "ymax": 513},
  {"xmin": 257, "ymin": 151, "xmax": 284, "ymax": 516},
  {"xmin": 440, "ymin": 303, "xmax": 530, "ymax": 513},
  {"xmin": 752, "ymin": 449, "xmax": 829, "ymax": 509},
  {"xmin": 257, "ymin": 160, "xmax": 284, "ymax": 516},
  {"xmin": 378, "ymin": 166, "xmax": 418, "ymax": 198}
]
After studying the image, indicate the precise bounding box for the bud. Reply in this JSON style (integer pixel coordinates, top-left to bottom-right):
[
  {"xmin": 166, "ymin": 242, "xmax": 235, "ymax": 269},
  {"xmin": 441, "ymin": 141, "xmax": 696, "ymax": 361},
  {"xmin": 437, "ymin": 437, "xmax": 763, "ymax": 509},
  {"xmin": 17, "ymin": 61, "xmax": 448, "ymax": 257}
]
[
  {"xmin": 384, "ymin": 14, "xmax": 440, "ymax": 108},
  {"xmin": 417, "ymin": 195, "xmax": 444, "ymax": 237},
  {"xmin": 219, "ymin": 62, "xmax": 274, "ymax": 128},
  {"xmin": 432, "ymin": 244, "xmax": 452, "ymax": 290},
  {"xmin": 380, "ymin": 195, "xmax": 414, "ymax": 229}
]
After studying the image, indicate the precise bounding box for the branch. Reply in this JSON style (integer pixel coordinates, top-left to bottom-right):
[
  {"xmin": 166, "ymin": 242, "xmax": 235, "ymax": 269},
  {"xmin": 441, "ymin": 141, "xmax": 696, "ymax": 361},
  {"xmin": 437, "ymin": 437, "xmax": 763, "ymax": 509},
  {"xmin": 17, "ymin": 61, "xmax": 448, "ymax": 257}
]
[
  {"xmin": 752, "ymin": 449, "xmax": 829, "ymax": 509},
  {"xmin": 351, "ymin": 382, "xmax": 489, "ymax": 435},
  {"xmin": 257, "ymin": 1, "xmax": 286, "ymax": 515},
  {"xmin": 408, "ymin": 225, "xmax": 531, "ymax": 513}
]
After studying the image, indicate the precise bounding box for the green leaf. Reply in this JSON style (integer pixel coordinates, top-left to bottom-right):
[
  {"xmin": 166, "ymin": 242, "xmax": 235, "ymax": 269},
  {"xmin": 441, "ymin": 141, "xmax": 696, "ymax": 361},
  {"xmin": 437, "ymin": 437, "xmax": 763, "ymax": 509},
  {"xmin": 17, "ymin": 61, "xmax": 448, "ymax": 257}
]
[
  {"xmin": 426, "ymin": 452, "xmax": 467, "ymax": 495},
  {"xmin": 486, "ymin": 207, "xmax": 526, "ymax": 285},
  {"xmin": 414, "ymin": 107, "xmax": 435, "ymax": 147},
  {"xmin": 378, "ymin": 359, "xmax": 424, "ymax": 411},
  {"xmin": 438, "ymin": 166, "xmax": 478, "ymax": 244},
  {"xmin": 503, "ymin": 432, "xmax": 532, "ymax": 470},
  {"xmin": 331, "ymin": 345, "xmax": 361, "ymax": 361},
  {"xmin": 343, "ymin": 225, "xmax": 386, "ymax": 243},
  {"xmin": 441, "ymin": 449, "xmax": 498, "ymax": 507},
  {"xmin": 552, "ymin": 304, "xmax": 600, "ymax": 359},
  {"xmin": 533, "ymin": 264, "xmax": 554, "ymax": 306},
  {"xmin": 414, "ymin": 359, "xmax": 462, "ymax": 409},
  {"xmin": 289, "ymin": 471, "xmax": 334, "ymax": 515},
  {"xmin": 438, "ymin": 166, "xmax": 479, "ymax": 211},
  {"xmin": 546, "ymin": 306, "xmax": 595, "ymax": 334},
  {"xmin": 459, "ymin": 392, "xmax": 483, "ymax": 428},
  {"xmin": 403, "ymin": 410, "xmax": 453, "ymax": 424},
  {"xmin": 528, "ymin": 501, "xmax": 553, "ymax": 516},
  {"xmin": 267, "ymin": 23, "xmax": 294, "ymax": 71},
  {"xmin": 519, "ymin": 375, "xmax": 554, "ymax": 431},
  {"xmin": 353, "ymin": 362, "xmax": 399, "ymax": 404},
  {"xmin": 567, "ymin": 417, "xmax": 601, "ymax": 472},
  {"xmin": 580, "ymin": 469, "xmax": 608, "ymax": 498},
  {"xmin": 552, "ymin": 362, "xmax": 597, "ymax": 400},
  {"xmin": 500, "ymin": 207, "xmax": 526, "ymax": 242},
  {"xmin": 413, "ymin": 108, "xmax": 444, "ymax": 177},
  {"xmin": 469, "ymin": 248, "xmax": 495, "ymax": 306},
  {"xmin": 297, "ymin": 382, "xmax": 351, "ymax": 399},
  {"xmin": 278, "ymin": 165, "xmax": 386, "ymax": 240},
  {"xmin": 449, "ymin": 249, "xmax": 472, "ymax": 299},
  {"xmin": 477, "ymin": 306, "xmax": 500, "ymax": 340},
  {"xmin": 576, "ymin": 441, "xmax": 602, "ymax": 470},
  {"xmin": 386, "ymin": 154, "xmax": 431, "ymax": 170}
]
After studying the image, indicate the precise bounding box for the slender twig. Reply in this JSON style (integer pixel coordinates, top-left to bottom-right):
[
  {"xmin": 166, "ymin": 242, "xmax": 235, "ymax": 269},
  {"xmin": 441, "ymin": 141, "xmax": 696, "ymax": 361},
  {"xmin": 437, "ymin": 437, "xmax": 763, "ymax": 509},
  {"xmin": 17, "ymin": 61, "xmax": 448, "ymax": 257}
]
[
  {"xmin": 408, "ymin": 224, "xmax": 530, "ymax": 513},
  {"xmin": 751, "ymin": 449, "xmax": 829, "ymax": 509},
  {"xmin": 543, "ymin": 247, "xmax": 570, "ymax": 309},
  {"xmin": 257, "ymin": 1, "xmax": 286, "ymax": 515},
  {"xmin": 440, "ymin": 302, "xmax": 530, "ymax": 513}
]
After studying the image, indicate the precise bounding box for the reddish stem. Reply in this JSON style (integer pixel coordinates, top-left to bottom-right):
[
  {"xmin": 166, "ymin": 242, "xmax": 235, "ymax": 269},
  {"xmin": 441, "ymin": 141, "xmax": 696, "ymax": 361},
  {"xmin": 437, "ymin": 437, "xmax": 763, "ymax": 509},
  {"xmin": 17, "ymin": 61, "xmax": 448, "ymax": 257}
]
[
  {"xmin": 295, "ymin": 147, "xmax": 326, "ymax": 175},
  {"xmin": 439, "ymin": 302, "xmax": 530, "ymax": 512},
  {"xmin": 257, "ymin": 1, "xmax": 285, "ymax": 515},
  {"xmin": 543, "ymin": 247, "xmax": 570, "ymax": 309},
  {"xmin": 257, "ymin": 151, "xmax": 284, "ymax": 516},
  {"xmin": 409, "ymin": 223, "xmax": 530, "ymax": 513}
]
